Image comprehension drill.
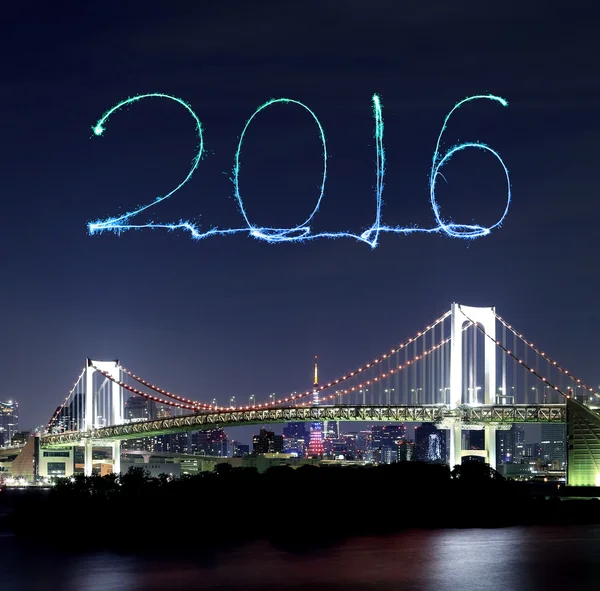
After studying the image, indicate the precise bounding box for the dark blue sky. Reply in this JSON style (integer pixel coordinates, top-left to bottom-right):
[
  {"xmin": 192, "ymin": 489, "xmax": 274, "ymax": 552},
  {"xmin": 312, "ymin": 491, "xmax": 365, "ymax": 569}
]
[{"xmin": 1, "ymin": 2, "xmax": 599, "ymax": 432}]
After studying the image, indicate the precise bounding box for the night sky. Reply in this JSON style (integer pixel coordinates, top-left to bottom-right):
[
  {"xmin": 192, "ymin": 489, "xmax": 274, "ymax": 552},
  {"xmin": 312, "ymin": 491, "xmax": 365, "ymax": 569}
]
[{"xmin": 1, "ymin": 2, "xmax": 599, "ymax": 438}]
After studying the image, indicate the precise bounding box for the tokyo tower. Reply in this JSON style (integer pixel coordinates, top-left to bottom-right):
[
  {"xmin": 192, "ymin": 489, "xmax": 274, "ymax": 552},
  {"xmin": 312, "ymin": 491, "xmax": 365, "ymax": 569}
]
[{"xmin": 307, "ymin": 356, "xmax": 324, "ymax": 457}]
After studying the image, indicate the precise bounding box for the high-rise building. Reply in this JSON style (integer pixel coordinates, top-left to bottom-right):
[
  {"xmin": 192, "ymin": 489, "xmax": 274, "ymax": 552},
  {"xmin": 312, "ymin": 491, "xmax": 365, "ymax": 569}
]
[
  {"xmin": 191, "ymin": 429, "xmax": 228, "ymax": 456},
  {"xmin": 323, "ymin": 421, "xmax": 339, "ymax": 439},
  {"xmin": 307, "ymin": 357, "xmax": 324, "ymax": 457},
  {"xmin": 155, "ymin": 432, "xmax": 190, "ymax": 454},
  {"xmin": 122, "ymin": 396, "xmax": 156, "ymax": 451},
  {"xmin": 370, "ymin": 425, "xmax": 407, "ymax": 464},
  {"xmin": 328, "ymin": 433, "xmax": 359, "ymax": 460},
  {"xmin": 283, "ymin": 422, "xmax": 308, "ymax": 440},
  {"xmin": 397, "ymin": 439, "xmax": 414, "ymax": 462},
  {"xmin": 125, "ymin": 395, "xmax": 156, "ymax": 421},
  {"xmin": 283, "ymin": 422, "xmax": 308, "ymax": 456},
  {"xmin": 0, "ymin": 400, "xmax": 19, "ymax": 448},
  {"xmin": 541, "ymin": 424, "xmax": 566, "ymax": 466},
  {"xmin": 496, "ymin": 425, "xmax": 525, "ymax": 464},
  {"xmin": 232, "ymin": 441, "xmax": 250, "ymax": 457},
  {"xmin": 253, "ymin": 428, "xmax": 284, "ymax": 454},
  {"xmin": 414, "ymin": 423, "xmax": 446, "ymax": 463},
  {"xmin": 513, "ymin": 425, "xmax": 525, "ymax": 462},
  {"xmin": 355, "ymin": 430, "xmax": 372, "ymax": 461}
]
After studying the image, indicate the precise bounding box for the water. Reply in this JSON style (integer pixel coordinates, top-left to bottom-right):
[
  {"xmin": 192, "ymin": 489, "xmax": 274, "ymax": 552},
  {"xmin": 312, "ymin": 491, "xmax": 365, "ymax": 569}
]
[{"xmin": 2, "ymin": 522, "xmax": 600, "ymax": 590}]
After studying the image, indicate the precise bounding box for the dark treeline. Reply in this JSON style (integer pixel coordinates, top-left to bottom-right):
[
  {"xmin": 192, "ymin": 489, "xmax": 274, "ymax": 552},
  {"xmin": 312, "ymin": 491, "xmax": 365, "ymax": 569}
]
[{"xmin": 5, "ymin": 462, "xmax": 600, "ymax": 551}]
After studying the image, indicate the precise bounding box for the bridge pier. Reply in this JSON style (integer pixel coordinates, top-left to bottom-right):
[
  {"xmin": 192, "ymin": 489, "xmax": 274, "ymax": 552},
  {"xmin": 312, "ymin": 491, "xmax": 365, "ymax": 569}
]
[
  {"xmin": 84, "ymin": 439, "xmax": 93, "ymax": 476},
  {"xmin": 484, "ymin": 425, "xmax": 497, "ymax": 470},
  {"xmin": 449, "ymin": 419, "xmax": 463, "ymax": 468},
  {"xmin": 112, "ymin": 441, "xmax": 121, "ymax": 475},
  {"xmin": 447, "ymin": 421, "xmax": 498, "ymax": 470}
]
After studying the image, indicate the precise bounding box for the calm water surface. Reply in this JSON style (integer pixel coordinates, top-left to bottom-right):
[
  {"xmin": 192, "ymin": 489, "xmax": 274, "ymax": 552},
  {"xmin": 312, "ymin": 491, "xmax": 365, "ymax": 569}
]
[{"xmin": 1, "ymin": 524, "xmax": 599, "ymax": 590}]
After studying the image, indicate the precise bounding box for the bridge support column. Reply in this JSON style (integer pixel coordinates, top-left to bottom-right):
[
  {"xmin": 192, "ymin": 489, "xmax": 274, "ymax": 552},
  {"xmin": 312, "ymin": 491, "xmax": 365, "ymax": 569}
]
[
  {"xmin": 448, "ymin": 419, "xmax": 463, "ymax": 468},
  {"xmin": 112, "ymin": 441, "xmax": 121, "ymax": 475},
  {"xmin": 84, "ymin": 439, "xmax": 93, "ymax": 476},
  {"xmin": 450, "ymin": 303, "xmax": 497, "ymax": 407},
  {"xmin": 484, "ymin": 425, "xmax": 497, "ymax": 470}
]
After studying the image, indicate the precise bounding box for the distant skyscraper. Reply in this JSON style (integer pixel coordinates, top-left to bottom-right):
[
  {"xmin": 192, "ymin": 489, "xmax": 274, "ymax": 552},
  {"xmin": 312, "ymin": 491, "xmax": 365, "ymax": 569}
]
[
  {"xmin": 397, "ymin": 439, "xmax": 414, "ymax": 462},
  {"xmin": 414, "ymin": 423, "xmax": 446, "ymax": 463},
  {"xmin": 541, "ymin": 424, "xmax": 566, "ymax": 466},
  {"xmin": 253, "ymin": 428, "xmax": 284, "ymax": 454},
  {"xmin": 191, "ymin": 429, "xmax": 228, "ymax": 456},
  {"xmin": 283, "ymin": 422, "xmax": 308, "ymax": 456},
  {"xmin": 283, "ymin": 422, "xmax": 308, "ymax": 439},
  {"xmin": 125, "ymin": 395, "xmax": 156, "ymax": 421},
  {"xmin": 232, "ymin": 441, "xmax": 250, "ymax": 457},
  {"xmin": 371, "ymin": 425, "xmax": 407, "ymax": 464},
  {"xmin": 0, "ymin": 400, "xmax": 18, "ymax": 447},
  {"xmin": 307, "ymin": 356, "xmax": 324, "ymax": 457},
  {"xmin": 496, "ymin": 425, "xmax": 525, "ymax": 464},
  {"xmin": 122, "ymin": 396, "xmax": 156, "ymax": 451}
]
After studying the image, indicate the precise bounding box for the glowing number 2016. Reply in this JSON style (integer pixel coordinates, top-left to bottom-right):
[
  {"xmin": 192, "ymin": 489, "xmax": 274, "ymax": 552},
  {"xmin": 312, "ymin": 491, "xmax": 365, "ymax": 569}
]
[{"xmin": 88, "ymin": 93, "xmax": 510, "ymax": 247}]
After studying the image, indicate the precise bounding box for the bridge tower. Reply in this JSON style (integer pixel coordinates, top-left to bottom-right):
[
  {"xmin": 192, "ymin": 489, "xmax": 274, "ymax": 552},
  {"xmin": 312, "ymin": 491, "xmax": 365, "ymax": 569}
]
[
  {"xmin": 448, "ymin": 303, "xmax": 497, "ymax": 469},
  {"xmin": 83, "ymin": 359, "xmax": 123, "ymax": 476}
]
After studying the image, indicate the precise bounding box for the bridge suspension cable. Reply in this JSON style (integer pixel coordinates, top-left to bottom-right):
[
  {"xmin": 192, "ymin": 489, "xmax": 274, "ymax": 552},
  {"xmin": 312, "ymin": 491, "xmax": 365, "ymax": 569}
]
[
  {"xmin": 105, "ymin": 309, "xmax": 452, "ymax": 411},
  {"xmin": 458, "ymin": 306, "xmax": 569, "ymax": 400},
  {"xmin": 118, "ymin": 365, "xmax": 213, "ymax": 409},
  {"xmin": 493, "ymin": 311, "xmax": 599, "ymax": 401},
  {"xmin": 263, "ymin": 309, "xmax": 453, "ymax": 408},
  {"xmin": 293, "ymin": 331, "xmax": 460, "ymax": 406},
  {"xmin": 46, "ymin": 366, "xmax": 86, "ymax": 432},
  {"xmin": 91, "ymin": 365, "xmax": 204, "ymax": 411}
]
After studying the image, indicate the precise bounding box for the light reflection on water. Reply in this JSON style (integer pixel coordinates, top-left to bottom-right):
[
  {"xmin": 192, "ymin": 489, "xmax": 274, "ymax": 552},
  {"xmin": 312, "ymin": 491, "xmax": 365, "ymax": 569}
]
[{"xmin": 3, "ymin": 525, "xmax": 600, "ymax": 590}]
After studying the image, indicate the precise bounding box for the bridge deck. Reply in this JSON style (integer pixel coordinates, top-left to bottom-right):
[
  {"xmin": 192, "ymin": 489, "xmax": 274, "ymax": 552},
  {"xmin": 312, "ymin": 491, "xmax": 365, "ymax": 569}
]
[{"xmin": 41, "ymin": 404, "xmax": 568, "ymax": 447}]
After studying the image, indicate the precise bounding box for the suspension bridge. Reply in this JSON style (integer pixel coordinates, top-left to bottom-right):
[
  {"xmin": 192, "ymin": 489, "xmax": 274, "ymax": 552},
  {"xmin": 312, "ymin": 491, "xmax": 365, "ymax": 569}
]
[{"xmin": 33, "ymin": 303, "xmax": 600, "ymax": 486}]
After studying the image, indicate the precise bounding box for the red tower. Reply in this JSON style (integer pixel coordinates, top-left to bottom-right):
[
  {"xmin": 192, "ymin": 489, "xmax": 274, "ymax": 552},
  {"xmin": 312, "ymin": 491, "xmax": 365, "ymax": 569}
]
[{"xmin": 307, "ymin": 356, "xmax": 324, "ymax": 457}]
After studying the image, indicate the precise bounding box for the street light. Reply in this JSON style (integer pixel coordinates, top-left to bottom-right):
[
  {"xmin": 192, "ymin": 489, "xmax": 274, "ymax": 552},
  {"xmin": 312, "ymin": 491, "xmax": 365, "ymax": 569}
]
[
  {"xmin": 384, "ymin": 388, "xmax": 395, "ymax": 405},
  {"xmin": 359, "ymin": 389, "xmax": 369, "ymax": 405},
  {"xmin": 467, "ymin": 386, "xmax": 481, "ymax": 404},
  {"xmin": 410, "ymin": 388, "xmax": 422, "ymax": 404},
  {"xmin": 249, "ymin": 395, "xmax": 255, "ymax": 407},
  {"xmin": 230, "ymin": 396, "xmax": 236, "ymax": 409},
  {"xmin": 440, "ymin": 387, "xmax": 451, "ymax": 404}
]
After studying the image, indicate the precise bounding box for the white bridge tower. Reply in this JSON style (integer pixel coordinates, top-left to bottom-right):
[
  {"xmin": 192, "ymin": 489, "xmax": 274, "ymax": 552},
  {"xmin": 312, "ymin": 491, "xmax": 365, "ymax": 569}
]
[
  {"xmin": 448, "ymin": 303, "xmax": 498, "ymax": 469},
  {"xmin": 83, "ymin": 359, "xmax": 123, "ymax": 476}
]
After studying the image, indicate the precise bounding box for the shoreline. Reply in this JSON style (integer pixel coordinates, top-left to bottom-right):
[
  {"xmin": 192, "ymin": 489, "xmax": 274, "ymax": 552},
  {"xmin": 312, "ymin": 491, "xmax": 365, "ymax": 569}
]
[{"xmin": 4, "ymin": 468, "xmax": 600, "ymax": 553}]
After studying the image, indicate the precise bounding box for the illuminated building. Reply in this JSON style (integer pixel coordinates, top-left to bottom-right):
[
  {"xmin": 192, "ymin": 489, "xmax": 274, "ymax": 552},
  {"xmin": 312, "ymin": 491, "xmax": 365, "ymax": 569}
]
[
  {"xmin": 329, "ymin": 433, "xmax": 359, "ymax": 460},
  {"xmin": 283, "ymin": 422, "xmax": 308, "ymax": 455},
  {"xmin": 397, "ymin": 439, "xmax": 414, "ymax": 462},
  {"xmin": 371, "ymin": 425, "xmax": 406, "ymax": 464},
  {"xmin": 414, "ymin": 423, "xmax": 446, "ymax": 463},
  {"xmin": 324, "ymin": 421, "xmax": 339, "ymax": 439},
  {"xmin": 541, "ymin": 424, "xmax": 566, "ymax": 466},
  {"xmin": 283, "ymin": 422, "xmax": 308, "ymax": 440},
  {"xmin": 154, "ymin": 405, "xmax": 190, "ymax": 453},
  {"xmin": 355, "ymin": 430, "xmax": 373, "ymax": 461},
  {"xmin": 496, "ymin": 425, "xmax": 525, "ymax": 464},
  {"xmin": 156, "ymin": 432, "xmax": 190, "ymax": 454},
  {"xmin": 0, "ymin": 400, "xmax": 19, "ymax": 448},
  {"xmin": 191, "ymin": 429, "xmax": 228, "ymax": 456},
  {"xmin": 125, "ymin": 395, "xmax": 156, "ymax": 421},
  {"xmin": 307, "ymin": 356, "xmax": 324, "ymax": 458},
  {"xmin": 253, "ymin": 429, "xmax": 284, "ymax": 454},
  {"xmin": 232, "ymin": 441, "xmax": 250, "ymax": 457},
  {"xmin": 122, "ymin": 396, "xmax": 156, "ymax": 451}
]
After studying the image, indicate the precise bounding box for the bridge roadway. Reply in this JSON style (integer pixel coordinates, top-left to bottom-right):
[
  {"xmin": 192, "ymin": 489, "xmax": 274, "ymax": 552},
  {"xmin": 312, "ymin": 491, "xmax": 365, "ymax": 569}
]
[{"xmin": 40, "ymin": 403, "xmax": 567, "ymax": 448}]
